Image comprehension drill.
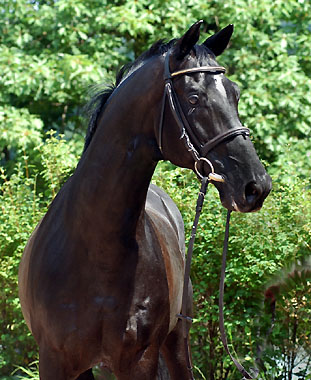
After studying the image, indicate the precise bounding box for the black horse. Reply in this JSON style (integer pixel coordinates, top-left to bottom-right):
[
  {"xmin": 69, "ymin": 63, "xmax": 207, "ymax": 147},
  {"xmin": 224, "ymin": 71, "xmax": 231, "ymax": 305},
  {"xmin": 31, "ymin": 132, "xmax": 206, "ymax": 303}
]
[{"xmin": 19, "ymin": 21, "xmax": 271, "ymax": 379}]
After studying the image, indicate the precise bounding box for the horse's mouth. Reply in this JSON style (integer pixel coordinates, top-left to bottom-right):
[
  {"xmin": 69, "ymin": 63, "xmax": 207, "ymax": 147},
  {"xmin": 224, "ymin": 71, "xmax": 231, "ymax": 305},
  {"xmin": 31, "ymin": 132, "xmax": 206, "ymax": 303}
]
[
  {"xmin": 215, "ymin": 173, "xmax": 271, "ymax": 213},
  {"xmin": 219, "ymin": 192, "xmax": 268, "ymax": 213},
  {"xmin": 230, "ymin": 199, "xmax": 264, "ymax": 213}
]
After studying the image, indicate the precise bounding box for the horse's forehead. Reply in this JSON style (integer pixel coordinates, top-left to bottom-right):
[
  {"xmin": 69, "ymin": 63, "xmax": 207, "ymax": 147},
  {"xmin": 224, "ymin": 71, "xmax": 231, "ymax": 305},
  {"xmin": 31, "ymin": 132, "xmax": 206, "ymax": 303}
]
[
  {"xmin": 184, "ymin": 71, "xmax": 229, "ymax": 97},
  {"xmin": 213, "ymin": 74, "xmax": 227, "ymax": 98},
  {"xmin": 181, "ymin": 53, "xmax": 229, "ymax": 93}
]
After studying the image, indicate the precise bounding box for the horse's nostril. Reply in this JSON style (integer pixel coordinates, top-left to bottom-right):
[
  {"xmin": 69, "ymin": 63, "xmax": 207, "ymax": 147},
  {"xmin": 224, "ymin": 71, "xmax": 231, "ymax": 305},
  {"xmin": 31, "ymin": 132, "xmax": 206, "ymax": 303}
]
[{"xmin": 245, "ymin": 181, "xmax": 261, "ymax": 204}]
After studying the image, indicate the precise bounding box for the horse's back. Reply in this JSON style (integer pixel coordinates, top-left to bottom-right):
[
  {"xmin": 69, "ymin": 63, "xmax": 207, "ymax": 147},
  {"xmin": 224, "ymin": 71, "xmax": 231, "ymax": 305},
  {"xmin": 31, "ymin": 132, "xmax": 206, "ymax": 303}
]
[
  {"xmin": 146, "ymin": 184, "xmax": 185, "ymax": 258},
  {"xmin": 145, "ymin": 184, "xmax": 185, "ymax": 332}
]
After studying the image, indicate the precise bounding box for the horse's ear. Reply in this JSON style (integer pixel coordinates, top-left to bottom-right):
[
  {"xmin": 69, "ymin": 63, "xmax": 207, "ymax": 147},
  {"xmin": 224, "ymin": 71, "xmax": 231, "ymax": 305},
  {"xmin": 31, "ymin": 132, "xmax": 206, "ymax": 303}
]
[
  {"xmin": 203, "ymin": 24, "xmax": 234, "ymax": 56},
  {"xmin": 174, "ymin": 20, "xmax": 203, "ymax": 59}
]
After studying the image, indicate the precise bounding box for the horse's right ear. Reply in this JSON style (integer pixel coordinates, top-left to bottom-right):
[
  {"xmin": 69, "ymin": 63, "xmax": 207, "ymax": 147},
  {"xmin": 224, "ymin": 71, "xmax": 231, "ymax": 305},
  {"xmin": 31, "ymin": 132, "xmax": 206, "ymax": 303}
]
[
  {"xmin": 173, "ymin": 20, "xmax": 203, "ymax": 60},
  {"xmin": 203, "ymin": 24, "xmax": 234, "ymax": 56}
]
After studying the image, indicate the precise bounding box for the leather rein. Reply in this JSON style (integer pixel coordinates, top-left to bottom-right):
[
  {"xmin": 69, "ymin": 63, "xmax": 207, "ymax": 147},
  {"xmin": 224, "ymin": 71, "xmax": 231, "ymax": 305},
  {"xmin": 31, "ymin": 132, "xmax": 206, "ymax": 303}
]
[{"xmin": 159, "ymin": 52, "xmax": 257, "ymax": 379}]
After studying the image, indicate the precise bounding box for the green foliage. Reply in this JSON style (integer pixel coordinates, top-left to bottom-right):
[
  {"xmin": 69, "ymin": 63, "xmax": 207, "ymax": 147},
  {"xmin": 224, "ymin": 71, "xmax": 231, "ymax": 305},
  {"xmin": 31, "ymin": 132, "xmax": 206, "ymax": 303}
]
[
  {"xmin": 12, "ymin": 361, "xmax": 39, "ymax": 380},
  {"xmin": 215, "ymin": 0, "xmax": 311, "ymax": 161},
  {"xmin": 270, "ymin": 137, "xmax": 311, "ymax": 183},
  {"xmin": 0, "ymin": 167, "xmax": 41, "ymax": 373},
  {"xmin": 0, "ymin": 106, "xmax": 42, "ymax": 174},
  {"xmin": 262, "ymin": 261, "xmax": 311, "ymax": 379}
]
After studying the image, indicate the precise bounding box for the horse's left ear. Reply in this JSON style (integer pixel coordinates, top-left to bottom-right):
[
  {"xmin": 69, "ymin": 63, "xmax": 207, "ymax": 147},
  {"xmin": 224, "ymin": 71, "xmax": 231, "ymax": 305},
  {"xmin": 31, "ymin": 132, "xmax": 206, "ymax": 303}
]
[
  {"xmin": 203, "ymin": 24, "xmax": 234, "ymax": 56},
  {"xmin": 174, "ymin": 20, "xmax": 203, "ymax": 59}
]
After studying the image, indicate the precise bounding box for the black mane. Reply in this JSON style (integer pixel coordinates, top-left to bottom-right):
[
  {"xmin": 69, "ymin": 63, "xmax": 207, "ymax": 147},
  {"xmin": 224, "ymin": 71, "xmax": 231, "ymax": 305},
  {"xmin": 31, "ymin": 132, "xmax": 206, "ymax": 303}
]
[{"xmin": 82, "ymin": 39, "xmax": 176, "ymax": 153}]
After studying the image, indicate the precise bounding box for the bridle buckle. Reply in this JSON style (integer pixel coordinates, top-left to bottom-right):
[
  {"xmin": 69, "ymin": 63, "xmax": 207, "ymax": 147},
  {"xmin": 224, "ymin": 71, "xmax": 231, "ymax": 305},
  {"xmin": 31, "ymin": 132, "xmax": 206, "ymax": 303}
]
[{"xmin": 209, "ymin": 172, "xmax": 225, "ymax": 183}]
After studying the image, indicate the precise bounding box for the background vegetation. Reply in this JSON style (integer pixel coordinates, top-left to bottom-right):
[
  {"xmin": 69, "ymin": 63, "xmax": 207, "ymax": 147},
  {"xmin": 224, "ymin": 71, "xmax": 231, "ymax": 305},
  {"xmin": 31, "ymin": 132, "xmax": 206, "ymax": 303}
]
[{"xmin": 0, "ymin": 0, "xmax": 311, "ymax": 379}]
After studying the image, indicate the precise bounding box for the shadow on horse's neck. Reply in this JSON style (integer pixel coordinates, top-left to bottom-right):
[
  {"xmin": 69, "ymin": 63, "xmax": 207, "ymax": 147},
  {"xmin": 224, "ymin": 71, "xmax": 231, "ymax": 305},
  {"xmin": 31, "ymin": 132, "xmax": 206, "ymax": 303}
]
[{"xmin": 74, "ymin": 64, "xmax": 162, "ymax": 242}]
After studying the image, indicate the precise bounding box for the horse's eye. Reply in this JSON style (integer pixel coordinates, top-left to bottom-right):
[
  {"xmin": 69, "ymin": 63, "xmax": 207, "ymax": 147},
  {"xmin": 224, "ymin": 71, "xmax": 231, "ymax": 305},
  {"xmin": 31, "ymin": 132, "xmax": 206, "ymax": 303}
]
[{"xmin": 188, "ymin": 95, "xmax": 199, "ymax": 105}]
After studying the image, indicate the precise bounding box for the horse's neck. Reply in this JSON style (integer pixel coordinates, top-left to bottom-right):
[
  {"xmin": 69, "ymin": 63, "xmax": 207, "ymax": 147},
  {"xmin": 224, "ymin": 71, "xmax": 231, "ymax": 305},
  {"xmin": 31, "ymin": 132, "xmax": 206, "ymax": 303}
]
[{"xmin": 72, "ymin": 95, "xmax": 158, "ymax": 242}]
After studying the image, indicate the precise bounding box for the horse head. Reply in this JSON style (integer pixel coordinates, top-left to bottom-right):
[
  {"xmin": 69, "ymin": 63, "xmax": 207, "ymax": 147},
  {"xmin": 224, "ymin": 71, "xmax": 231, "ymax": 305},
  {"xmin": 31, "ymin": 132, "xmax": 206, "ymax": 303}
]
[{"xmin": 157, "ymin": 21, "xmax": 272, "ymax": 212}]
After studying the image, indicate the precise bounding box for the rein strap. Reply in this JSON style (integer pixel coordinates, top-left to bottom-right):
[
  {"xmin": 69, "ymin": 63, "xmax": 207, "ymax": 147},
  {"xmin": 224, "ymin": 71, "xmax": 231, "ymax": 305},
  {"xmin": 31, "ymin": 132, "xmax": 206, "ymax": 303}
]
[
  {"xmin": 179, "ymin": 181, "xmax": 259, "ymax": 379},
  {"xmin": 178, "ymin": 177, "xmax": 209, "ymax": 380}
]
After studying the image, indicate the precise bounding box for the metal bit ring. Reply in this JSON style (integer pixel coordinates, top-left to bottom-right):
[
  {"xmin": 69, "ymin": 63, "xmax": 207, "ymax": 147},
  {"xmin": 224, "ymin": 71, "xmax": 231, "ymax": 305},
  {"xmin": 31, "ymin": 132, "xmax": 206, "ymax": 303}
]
[{"xmin": 194, "ymin": 158, "xmax": 225, "ymax": 183}]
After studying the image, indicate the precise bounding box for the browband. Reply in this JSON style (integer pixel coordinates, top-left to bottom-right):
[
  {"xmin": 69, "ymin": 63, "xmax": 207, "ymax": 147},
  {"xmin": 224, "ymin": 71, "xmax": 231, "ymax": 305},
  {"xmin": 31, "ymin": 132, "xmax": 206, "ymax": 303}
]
[
  {"xmin": 164, "ymin": 53, "xmax": 226, "ymax": 81},
  {"xmin": 171, "ymin": 66, "xmax": 226, "ymax": 78}
]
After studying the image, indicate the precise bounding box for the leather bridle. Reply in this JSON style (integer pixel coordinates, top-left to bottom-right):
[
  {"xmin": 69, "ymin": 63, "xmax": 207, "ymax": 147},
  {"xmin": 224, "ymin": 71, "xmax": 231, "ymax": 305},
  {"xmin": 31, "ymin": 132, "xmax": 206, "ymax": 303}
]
[
  {"xmin": 159, "ymin": 52, "xmax": 258, "ymax": 379},
  {"xmin": 158, "ymin": 51, "xmax": 250, "ymax": 181}
]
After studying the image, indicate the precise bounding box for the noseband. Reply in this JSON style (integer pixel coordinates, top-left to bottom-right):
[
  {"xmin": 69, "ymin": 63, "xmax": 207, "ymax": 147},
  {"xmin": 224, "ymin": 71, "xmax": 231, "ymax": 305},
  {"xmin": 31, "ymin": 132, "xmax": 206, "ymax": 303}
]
[{"xmin": 158, "ymin": 52, "xmax": 250, "ymax": 181}]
